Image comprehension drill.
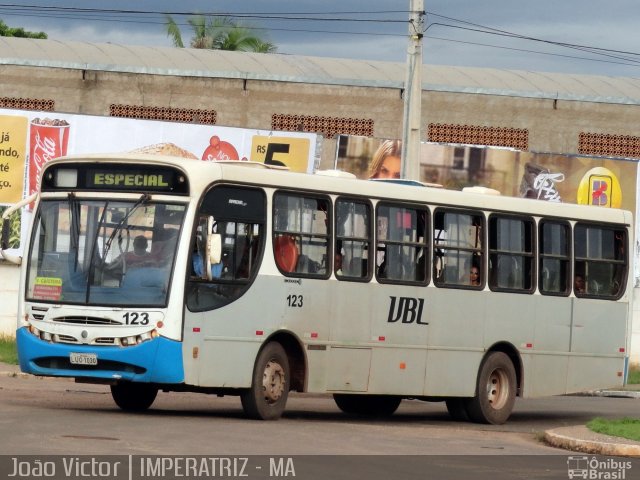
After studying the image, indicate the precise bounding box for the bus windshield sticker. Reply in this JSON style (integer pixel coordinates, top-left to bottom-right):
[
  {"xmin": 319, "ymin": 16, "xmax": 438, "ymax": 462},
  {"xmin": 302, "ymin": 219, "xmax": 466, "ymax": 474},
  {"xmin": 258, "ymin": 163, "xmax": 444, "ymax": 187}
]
[{"xmin": 32, "ymin": 277, "xmax": 63, "ymax": 301}]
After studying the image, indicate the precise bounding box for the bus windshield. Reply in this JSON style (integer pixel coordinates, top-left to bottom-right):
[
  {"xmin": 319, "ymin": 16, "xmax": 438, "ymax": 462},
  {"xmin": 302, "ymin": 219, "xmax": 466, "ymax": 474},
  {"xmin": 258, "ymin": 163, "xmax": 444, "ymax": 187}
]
[{"xmin": 25, "ymin": 197, "xmax": 186, "ymax": 307}]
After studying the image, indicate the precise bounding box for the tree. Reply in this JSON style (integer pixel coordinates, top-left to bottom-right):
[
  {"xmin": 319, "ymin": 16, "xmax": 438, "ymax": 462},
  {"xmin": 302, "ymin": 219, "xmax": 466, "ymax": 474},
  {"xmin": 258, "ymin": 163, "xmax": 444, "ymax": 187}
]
[
  {"xmin": 166, "ymin": 15, "xmax": 276, "ymax": 53},
  {"xmin": 0, "ymin": 19, "xmax": 47, "ymax": 39}
]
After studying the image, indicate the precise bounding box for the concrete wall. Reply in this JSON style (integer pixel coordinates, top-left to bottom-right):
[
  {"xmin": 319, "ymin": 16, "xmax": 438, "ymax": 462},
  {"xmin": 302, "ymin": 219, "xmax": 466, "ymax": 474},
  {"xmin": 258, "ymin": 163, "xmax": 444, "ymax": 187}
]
[
  {"xmin": 0, "ymin": 262, "xmax": 19, "ymax": 337},
  {"xmin": 3, "ymin": 64, "xmax": 640, "ymax": 156}
]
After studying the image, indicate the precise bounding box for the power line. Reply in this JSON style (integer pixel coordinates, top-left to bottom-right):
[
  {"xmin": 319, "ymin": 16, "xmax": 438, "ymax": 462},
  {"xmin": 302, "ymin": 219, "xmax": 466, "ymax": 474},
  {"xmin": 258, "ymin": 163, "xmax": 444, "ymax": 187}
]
[
  {"xmin": 426, "ymin": 13, "xmax": 640, "ymax": 61},
  {"xmin": 425, "ymin": 35, "xmax": 640, "ymax": 69},
  {"xmin": 426, "ymin": 23, "xmax": 640, "ymax": 67}
]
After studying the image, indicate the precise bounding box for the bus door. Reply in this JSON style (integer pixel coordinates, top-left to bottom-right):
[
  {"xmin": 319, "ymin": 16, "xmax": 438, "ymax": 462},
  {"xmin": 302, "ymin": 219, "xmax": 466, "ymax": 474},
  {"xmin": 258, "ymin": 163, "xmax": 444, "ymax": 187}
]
[{"xmin": 184, "ymin": 185, "xmax": 266, "ymax": 387}]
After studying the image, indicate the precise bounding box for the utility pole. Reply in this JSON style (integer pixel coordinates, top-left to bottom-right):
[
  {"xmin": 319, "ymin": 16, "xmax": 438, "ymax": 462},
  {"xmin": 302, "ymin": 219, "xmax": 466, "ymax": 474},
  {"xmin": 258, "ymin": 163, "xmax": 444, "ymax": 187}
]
[{"xmin": 400, "ymin": 0, "xmax": 424, "ymax": 181}]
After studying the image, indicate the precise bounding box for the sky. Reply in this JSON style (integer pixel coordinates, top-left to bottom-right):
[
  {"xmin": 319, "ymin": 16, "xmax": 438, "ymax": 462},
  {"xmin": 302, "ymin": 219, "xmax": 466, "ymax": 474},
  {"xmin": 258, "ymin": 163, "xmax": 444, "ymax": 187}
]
[{"xmin": 1, "ymin": 0, "xmax": 639, "ymax": 78}]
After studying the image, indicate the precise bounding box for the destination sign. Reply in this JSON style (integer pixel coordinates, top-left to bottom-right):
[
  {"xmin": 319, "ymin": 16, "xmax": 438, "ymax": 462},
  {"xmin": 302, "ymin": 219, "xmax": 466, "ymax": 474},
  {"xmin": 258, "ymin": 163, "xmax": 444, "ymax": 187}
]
[{"xmin": 41, "ymin": 163, "xmax": 189, "ymax": 195}]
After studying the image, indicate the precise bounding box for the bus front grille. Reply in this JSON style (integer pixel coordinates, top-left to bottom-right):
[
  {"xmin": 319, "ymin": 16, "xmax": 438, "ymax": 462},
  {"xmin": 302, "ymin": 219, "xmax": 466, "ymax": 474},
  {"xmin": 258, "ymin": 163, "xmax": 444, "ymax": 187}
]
[{"xmin": 53, "ymin": 316, "xmax": 123, "ymax": 325}]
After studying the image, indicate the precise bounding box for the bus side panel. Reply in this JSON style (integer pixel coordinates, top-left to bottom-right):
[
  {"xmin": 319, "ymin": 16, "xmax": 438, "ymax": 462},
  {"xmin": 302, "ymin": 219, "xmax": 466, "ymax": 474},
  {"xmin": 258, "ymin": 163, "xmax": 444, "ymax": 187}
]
[
  {"xmin": 566, "ymin": 356, "xmax": 625, "ymax": 392},
  {"xmin": 368, "ymin": 347, "xmax": 426, "ymax": 395},
  {"xmin": 523, "ymin": 353, "xmax": 569, "ymax": 397},
  {"xmin": 566, "ymin": 299, "xmax": 627, "ymax": 392},
  {"xmin": 423, "ymin": 288, "xmax": 485, "ymax": 397},
  {"xmin": 533, "ymin": 296, "xmax": 571, "ymax": 352},
  {"xmin": 423, "ymin": 349, "xmax": 482, "ymax": 397},
  {"xmin": 197, "ymin": 339, "xmax": 260, "ymax": 388},
  {"xmin": 484, "ymin": 293, "xmax": 535, "ymax": 349},
  {"xmin": 520, "ymin": 296, "xmax": 571, "ymax": 397},
  {"xmin": 571, "ymin": 300, "xmax": 627, "ymax": 355}
]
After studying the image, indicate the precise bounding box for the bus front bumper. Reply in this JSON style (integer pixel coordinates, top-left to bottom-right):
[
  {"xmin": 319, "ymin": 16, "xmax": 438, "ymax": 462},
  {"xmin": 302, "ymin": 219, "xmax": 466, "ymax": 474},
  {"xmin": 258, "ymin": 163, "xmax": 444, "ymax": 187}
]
[{"xmin": 16, "ymin": 327, "xmax": 184, "ymax": 383}]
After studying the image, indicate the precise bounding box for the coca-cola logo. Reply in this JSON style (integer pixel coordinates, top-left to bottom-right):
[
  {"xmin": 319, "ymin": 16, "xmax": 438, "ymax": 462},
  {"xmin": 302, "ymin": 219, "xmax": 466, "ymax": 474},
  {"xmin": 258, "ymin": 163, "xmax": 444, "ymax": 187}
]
[
  {"xmin": 33, "ymin": 130, "xmax": 58, "ymax": 169},
  {"xmin": 28, "ymin": 119, "xmax": 70, "ymax": 201}
]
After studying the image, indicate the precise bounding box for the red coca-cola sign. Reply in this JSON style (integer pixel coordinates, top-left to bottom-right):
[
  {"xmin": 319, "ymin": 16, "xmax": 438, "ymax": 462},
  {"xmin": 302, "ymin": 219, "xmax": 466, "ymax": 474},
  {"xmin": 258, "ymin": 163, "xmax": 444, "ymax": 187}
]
[{"xmin": 28, "ymin": 118, "xmax": 70, "ymax": 200}]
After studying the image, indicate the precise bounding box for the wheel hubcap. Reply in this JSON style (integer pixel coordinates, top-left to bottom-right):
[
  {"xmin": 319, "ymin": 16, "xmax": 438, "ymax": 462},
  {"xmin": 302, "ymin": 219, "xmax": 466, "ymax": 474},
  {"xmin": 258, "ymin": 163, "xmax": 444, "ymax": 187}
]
[
  {"xmin": 262, "ymin": 359, "xmax": 285, "ymax": 404},
  {"xmin": 486, "ymin": 368, "xmax": 509, "ymax": 409}
]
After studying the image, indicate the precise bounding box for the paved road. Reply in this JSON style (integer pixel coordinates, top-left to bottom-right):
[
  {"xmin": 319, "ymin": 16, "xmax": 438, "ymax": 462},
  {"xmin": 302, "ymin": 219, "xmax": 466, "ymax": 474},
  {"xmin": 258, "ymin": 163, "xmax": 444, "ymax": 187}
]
[{"xmin": 1, "ymin": 372, "xmax": 639, "ymax": 479}]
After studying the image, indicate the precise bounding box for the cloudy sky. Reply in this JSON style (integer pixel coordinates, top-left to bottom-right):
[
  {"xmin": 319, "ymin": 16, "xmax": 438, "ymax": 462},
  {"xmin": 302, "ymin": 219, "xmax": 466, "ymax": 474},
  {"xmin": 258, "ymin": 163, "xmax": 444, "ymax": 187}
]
[{"xmin": 1, "ymin": 0, "xmax": 639, "ymax": 77}]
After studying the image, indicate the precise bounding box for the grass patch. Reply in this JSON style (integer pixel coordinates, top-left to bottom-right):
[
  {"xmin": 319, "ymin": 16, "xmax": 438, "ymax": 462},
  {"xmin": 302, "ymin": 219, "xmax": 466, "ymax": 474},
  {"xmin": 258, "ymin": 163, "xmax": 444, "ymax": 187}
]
[
  {"xmin": 628, "ymin": 366, "xmax": 640, "ymax": 385},
  {"xmin": 0, "ymin": 336, "xmax": 17, "ymax": 365},
  {"xmin": 587, "ymin": 417, "xmax": 640, "ymax": 442}
]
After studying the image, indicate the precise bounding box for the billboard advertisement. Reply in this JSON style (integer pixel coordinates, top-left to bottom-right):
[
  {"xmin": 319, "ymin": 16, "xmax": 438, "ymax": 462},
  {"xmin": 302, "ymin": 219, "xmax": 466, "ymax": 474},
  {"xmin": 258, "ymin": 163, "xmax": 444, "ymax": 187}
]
[
  {"xmin": 0, "ymin": 109, "xmax": 319, "ymax": 253},
  {"xmin": 335, "ymin": 135, "xmax": 638, "ymax": 213}
]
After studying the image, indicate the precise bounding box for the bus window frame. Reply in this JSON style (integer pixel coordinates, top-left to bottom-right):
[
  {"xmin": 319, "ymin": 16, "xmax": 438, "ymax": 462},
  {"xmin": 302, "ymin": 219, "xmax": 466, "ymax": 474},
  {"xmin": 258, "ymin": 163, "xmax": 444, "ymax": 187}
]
[
  {"xmin": 272, "ymin": 190, "xmax": 331, "ymax": 280},
  {"xmin": 334, "ymin": 196, "xmax": 373, "ymax": 283},
  {"xmin": 374, "ymin": 201, "xmax": 429, "ymax": 286},
  {"xmin": 538, "ymin": 219, "xmax": 571, "ymax": 297},
  {"xmin": 186, "ymin": 184, "xmax": 267, "ymax": 313},
  {"xmin": 432, "ymin": 207, "xmax": 485, "ymax": 290},
  {"xmin": 488, "ymin": 213, "xmax": 536, "ymax": 294},
  {"xmin": 573, "ymin": 222, "xmax": 627, "ymax": 300}
]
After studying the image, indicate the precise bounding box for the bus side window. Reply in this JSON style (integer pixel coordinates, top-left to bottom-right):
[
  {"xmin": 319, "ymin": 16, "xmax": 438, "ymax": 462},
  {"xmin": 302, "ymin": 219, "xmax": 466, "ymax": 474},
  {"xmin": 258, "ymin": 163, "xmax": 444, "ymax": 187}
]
[
  {"xmin": 376, "ymin": 203, "xmax": 428, "ymax": 285},
  {"xmin": 335, "ymin": 198, "xmax": 372, "ymax": 281},
  {"xmin": 488, "ymin": 215, "xmax": 534, "ymax": 293},
  {"xmin": 273, "ymin": 192, "xmax": 330, "ymax": 278},
  {"xmin": 574, "ymin": 224, "xmax": 627, "ymax": 298},
  {"xmin": 539, "ymin": 220, "xmax": 570, "ymax": 296},
  {"xmin": 187, "ymin": 185, "xmax": 266, "ymax": 312},
  {"xmin": 433, "ymin": 209, "xmax": 483, "ymax": 288}
]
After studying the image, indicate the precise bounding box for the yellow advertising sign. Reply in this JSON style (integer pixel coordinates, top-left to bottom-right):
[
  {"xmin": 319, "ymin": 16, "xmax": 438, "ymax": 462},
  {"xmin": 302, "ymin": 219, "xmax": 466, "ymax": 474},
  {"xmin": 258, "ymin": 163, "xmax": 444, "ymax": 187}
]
[
  {"xmin": 251, "ymin": 136, "xmax": 311, "ymax": 173},
  {"xmin": 577, "ymin": 167, "xmax": 622, "ymax": 208},
  {"xmin": 0, "ymin": 115, "xmax": 28, "ymax": 204}
]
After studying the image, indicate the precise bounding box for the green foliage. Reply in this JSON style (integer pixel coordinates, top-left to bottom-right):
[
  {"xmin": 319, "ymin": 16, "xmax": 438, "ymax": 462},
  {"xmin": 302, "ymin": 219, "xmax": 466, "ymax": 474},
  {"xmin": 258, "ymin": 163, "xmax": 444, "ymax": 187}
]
[
  {"xmin": 0, "ymin": 19, "xmax": 47, "ymax": 39},
  {"xmin": 0, "ymin": 336, "xmax": 17, "ymax": 365},
  {"xmin": 587, "ymin": 417, "xmax": 640, "ymax": 442},
  {"xmin": 165, "ymin": 15, "xmax": 276, "ymax": 53},
  {"xmin": 628, "ymin": 366, "xmax": 640, "ymax": 384},
  {"xmin": 0, "ymin": 207, "xmax": 21, "ymax": 248}
]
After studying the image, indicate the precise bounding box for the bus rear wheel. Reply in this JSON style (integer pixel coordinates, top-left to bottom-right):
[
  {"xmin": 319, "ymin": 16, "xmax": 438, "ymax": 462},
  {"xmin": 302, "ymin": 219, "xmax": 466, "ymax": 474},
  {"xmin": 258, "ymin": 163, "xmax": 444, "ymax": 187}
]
[
  {"xmin": 333, "ymin": 394, "xmax": 401, "ymax": 416},
  {"xmin": 241, "ymin": 342, "xmax": 290, "ymax": 420},
  {"xmin": 465, "ymin": 351, "xmax": 516, "ymax": 425},
  {"xmin": 110, "ymin": 383, "xmax": 158, "ymax": 411}
]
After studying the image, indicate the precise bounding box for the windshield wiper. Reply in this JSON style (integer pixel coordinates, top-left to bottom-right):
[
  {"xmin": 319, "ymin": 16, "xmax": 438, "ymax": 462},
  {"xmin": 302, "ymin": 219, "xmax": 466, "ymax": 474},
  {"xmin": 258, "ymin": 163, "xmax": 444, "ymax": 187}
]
[
  {"xmin": 67, "ymin": 193, "xmax": 81, "ymax": 272},
  {"xmin": 102, "ymin": 193, "xmax": 151, "ymax": 261}
]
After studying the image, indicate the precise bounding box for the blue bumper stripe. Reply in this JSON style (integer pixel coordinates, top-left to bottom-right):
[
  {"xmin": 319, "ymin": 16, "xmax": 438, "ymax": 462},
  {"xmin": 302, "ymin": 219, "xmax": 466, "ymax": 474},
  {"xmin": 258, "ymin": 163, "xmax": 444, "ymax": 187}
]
[{"xmin": 16, "ymin": 327, "xmax": 184, "ymax": 384}]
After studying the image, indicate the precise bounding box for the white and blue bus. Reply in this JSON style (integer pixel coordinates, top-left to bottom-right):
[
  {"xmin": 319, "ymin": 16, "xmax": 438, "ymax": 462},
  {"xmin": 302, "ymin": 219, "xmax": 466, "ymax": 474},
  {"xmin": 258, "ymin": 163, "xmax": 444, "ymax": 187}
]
[{"xmin": 2, "ymin": 153, "xmax": 632, "ymax": 424}]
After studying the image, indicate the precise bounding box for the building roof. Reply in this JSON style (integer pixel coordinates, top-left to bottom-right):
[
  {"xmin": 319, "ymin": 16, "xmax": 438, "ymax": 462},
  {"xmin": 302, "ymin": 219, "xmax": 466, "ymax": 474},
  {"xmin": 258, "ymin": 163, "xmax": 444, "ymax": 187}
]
[{"xmin": 1, "ymin": 36, "xmax": 639, "ymax": 105}]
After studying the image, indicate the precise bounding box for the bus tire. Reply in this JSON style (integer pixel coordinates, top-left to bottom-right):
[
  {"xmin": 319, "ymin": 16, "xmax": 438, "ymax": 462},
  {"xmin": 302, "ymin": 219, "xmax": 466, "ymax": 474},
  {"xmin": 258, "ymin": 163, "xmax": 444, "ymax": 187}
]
[
  {"xmin": 241, "ymin": 342, "xmax": 290, "ymax": 420},
  {"xmin": 464, "ymin": 352, "xmax": 516, "ymax": 425},
  {"xmin": 333, "ymin": 394, "xmax": 401, "ymax": 416},
  {"xmin": 445, "ymin": 398, "xmax": 469, "ymax": 421},
  {"xmin": 110, "ymin": 383, "xmax": 158, "ymax": 411}
]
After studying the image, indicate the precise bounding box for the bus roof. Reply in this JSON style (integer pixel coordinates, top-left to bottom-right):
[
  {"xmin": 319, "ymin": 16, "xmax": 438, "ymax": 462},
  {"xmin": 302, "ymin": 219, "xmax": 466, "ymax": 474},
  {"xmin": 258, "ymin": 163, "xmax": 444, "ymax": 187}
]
[{"xmin": 44, "ymin": 153, "xmax": 633, "ymax": 225}]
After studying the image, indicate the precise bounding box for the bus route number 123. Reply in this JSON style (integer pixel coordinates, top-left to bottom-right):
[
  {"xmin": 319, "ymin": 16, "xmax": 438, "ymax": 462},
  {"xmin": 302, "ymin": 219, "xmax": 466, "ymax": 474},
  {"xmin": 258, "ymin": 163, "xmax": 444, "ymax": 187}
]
[
  {"xmin": 123, "ymin": 312, "xmax": 150, "ymax": 325},
  {"xmin": 286, "ymin": 295, "xmax": 303, "ymax": 308}
]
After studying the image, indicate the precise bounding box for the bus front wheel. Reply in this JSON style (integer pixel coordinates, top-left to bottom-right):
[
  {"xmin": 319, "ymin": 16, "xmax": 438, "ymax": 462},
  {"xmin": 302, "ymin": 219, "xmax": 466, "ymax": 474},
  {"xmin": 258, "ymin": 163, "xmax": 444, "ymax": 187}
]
[
  {"xmin": 465, "ymin": 352, "xmax": 516, "ymax": 425},
  {"xmin": 110, "ymin": 383, "xmax": 158, "ymax": 411},
  {"xmin": 333, "ymin": 394, "xmax": 401, "ymax": 416},
  {"xmin": 241, "ymin": 342, "xmax": 290, "ymax": 420}
]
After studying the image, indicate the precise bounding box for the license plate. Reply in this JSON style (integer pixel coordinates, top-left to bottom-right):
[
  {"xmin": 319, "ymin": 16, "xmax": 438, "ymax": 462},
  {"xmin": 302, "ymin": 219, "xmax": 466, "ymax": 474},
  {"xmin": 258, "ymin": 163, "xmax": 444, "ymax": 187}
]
[{"xmin": 70, "ymin": 352, "xmax": 98, "ymax": 366}]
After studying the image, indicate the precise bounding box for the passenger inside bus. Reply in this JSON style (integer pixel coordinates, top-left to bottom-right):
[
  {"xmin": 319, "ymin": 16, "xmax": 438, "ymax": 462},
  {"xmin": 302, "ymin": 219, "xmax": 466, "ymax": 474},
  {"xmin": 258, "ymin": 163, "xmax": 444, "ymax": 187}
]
[
  {"xmin": 469, "ymin": 265, "xmax": 481, "ymax": 286},
  {"xmin": 103, "ymin": 234, "xmax": 153, "ymax": 277},
  {"xmin": 574, "ymin": 273, "xmax": 586, "ymax": 294}
]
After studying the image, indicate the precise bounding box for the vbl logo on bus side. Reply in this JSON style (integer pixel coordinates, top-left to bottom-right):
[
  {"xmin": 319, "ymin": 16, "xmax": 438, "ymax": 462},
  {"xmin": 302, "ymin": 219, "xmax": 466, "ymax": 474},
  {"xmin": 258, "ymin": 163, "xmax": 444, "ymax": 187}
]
[{"xmin": 387, "ymin": 296, "xmax": 428, "ymax": 325}]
